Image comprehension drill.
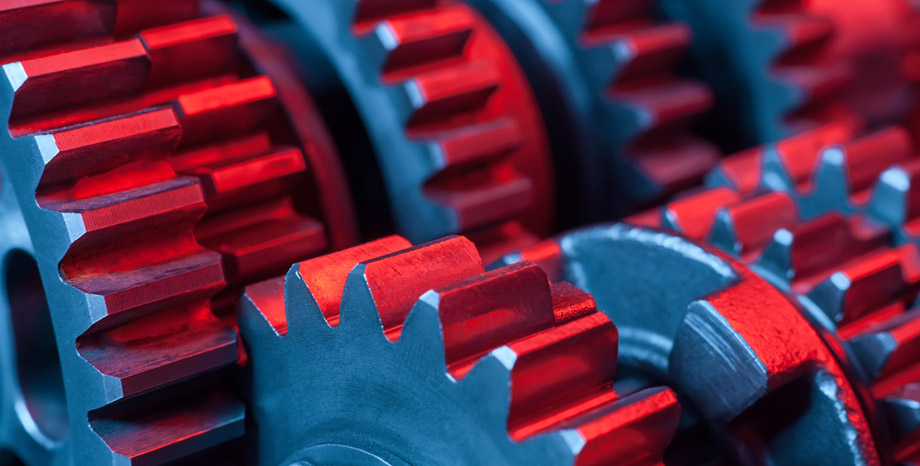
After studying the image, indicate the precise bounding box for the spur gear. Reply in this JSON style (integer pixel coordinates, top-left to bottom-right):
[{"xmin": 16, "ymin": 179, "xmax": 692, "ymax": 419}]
[
  {"xmin": 256, "ymin": 0, "xmax": 555, "ymax": 259},
  {"xmin": 656, "ymin": 0, "xmax": 888, "ymax": 148},
  {"xmin": 239, "ymin": 235, "xmax": 680, "ymax": 466},
  {"xmin": 506, "ymin": 125, "xmax": 920, "ymax": 464},
  {"xmin": 0, "ymin": 1, "xmax": 355, "ymax": 464},
  {"xmin": 463, "ymin": 0, "xmax": 719, "ymax": 216}
]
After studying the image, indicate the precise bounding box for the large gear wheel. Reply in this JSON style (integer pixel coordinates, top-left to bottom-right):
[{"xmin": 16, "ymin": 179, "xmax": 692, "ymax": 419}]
[
  {"xmin": 0, "ymin": 1, "xmax": 355, "ymax": 464},
  {"xmin": 506, "ymin": 125, "xmax": 920, "ymax": 464},
  {"xmin": 256, "ymin": 0, "xmax": 555, "ymax": 259},
  {"xmin": 239, "ymin": 235, "xmax": 680, "ymax": 466},
  {"xmin": 656, "ymin": 0, "xmax": 920, "ymax": 148},
  {"xmin": 463, "ymin": 0, "xmax": 719, "ymax": 217}
]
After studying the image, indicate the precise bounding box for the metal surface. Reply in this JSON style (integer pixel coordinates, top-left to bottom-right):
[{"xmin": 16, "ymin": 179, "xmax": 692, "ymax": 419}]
[
  {"xmin": 0, "ymin": 1, "xmax": 355, "ymax": 464},
  {"xmin": 261, "ymin": 0, "xmax": 555, "ymax": 258},
  {"xmin": 240, "ymin": 235, "xmax": 680, "ymax": 466}
]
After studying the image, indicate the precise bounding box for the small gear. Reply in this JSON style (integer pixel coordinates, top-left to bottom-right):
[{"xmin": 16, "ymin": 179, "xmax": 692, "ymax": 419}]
[
  {"xmin": 239, "ymin": 235, "xmax": 680, "ymax": 466},
  {"xmin": 0, "ymin": 1, "xmax": 355, "ymax": 464},
  {"xmin": 464, "ymin": 0, "xmax": 720, "ymax": 215},
  {"xmin": 261, "ymin": 0, "xmax": 555, "ymax": 259}
]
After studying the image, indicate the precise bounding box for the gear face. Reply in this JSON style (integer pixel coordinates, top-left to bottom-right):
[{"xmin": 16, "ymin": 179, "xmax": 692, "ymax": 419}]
[
  {"xmin": 261, "ymin": 0, "xmax": 554, "ymax": 256},
  {"xmin": 464, "ymin": 0, "xmax": 719, "ymax": 215},
  {"xmin": 0, "ymin": 1, "xmax": 355, "ymax": 464},
  {"xmin": 240, "ymin": 235, "xmax": 680, "ymax": 466}
]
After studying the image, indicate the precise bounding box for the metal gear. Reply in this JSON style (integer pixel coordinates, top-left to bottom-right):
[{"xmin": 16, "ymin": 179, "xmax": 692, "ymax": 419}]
[
  {"xmin": 257, "ymin": 0, "xmax": 555, "ymax": 259},
  {"xmin": 505, "ymin": 125, "xmax": 920, "ymax": 464},
  {"xmin": 463, "ymin": 0, "xmax": 720, "ymax": 216},
  {"xmin": 657, "ymin": 0, "xmax": 869, "ymax": 147},
  {"xmin": 0, "ymin": 1, "xmax": 355, "ymax": 464},
  {"xmin": 239, "ymin": 235, "xmax": 680, "ymax": 466}
]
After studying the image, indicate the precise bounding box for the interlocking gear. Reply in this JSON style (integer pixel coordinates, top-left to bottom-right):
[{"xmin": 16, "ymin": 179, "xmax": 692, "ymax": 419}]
[
  {"xmin": 261, "ymin": 0, "xmax": 555, "ymax": 259},
  {"xmin": 240, "ymin": 235, "xmax": 680, "ymax": 466},
  {"xmin": 463, "ymin": 0, "xmax": 719, "ymax": 216},
  {"xmin": 507, "ymin": 125, "xmax": 920, "ymax": 464},
  {"xmin": 0, "ymin": 1, "xmax": 354, "ymax": 464}
]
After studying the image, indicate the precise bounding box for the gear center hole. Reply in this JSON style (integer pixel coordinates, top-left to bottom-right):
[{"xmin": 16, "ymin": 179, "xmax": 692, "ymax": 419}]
[{"xmin": 5, "ymin": 249, "xmax": 69, "ymax": 441}]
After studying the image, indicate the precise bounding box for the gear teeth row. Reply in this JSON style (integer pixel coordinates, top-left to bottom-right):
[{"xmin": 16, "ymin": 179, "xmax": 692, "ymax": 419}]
[
  {"xmin": 630, "ymin": 124, "xmax": 920, "ymax": 463},
  {"xmin": 270, "ymin": 0, "xmax": 553, "ymax": 252},
  {"xmin": 240, "ymin": 235, "xmax": 680, "ymax": 465},
  {"xmin": 541, "ymin": 0, "xmax": 719, "ymax": 202},
  {"xmin": 0, "ymin": 1, "xmax": 352, "ymax": 464},
  {"xmin": 504, "ymin": 221, "xmax": 880, "ymax": 464}
]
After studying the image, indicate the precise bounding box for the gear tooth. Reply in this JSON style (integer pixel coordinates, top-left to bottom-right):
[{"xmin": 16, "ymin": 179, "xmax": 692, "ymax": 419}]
[
  {"xmin": 421, "ymin": 118, "xmax": 522, "ymax": 179},
  {"xmin": 341, "ymin": 236, "xmax": 484, "ymax": 338},
  {"xmin": 628, "ymin": 136, "xmax": 719, "ymax": 196},
  {"xmin": 90, "ymin": 382, "xmax": 244, "ymax": 466},
  {"xmin": 660, "ymin": 187, "xmax": 742, "ymax": 240},
  {"xmin": 550, "ymin": 282, "xmax": 598, "ymax": 325},
  {"xmin": 35, "ymin": 108, "xmax": 182, "ymax": 189},
  {"xmin": 459, "ymin": 347, "xmax": 516, "ymax": 428},
  {"xmin": 507, "ymin": 239, "xmax": 565, "ymax": 282},
  {"xmin": 371, "ymin": 4, "xmax": 474, "ymax": 73},
  {"xmin": 809, "ymin": 245, "xmax": 919, "ymax": 326},
  {"xmin": 880, "ymin": 383, "xmax": 920, "ymax": 445},
  {"xmin": 848, "ymin": 306, "xmax": 920, "ymax": 382},
  {"xmin": 505, "ymin": 313, "xmax": 619, "ymax": 441},
  {"xmin": 711, "ymin": 192, "xmax": 799, "ymax": 258},
  {"xmin": 77, "ymin": 306, "xmax": 238, "ymax": 402},
  {"xmin": 757, "ymin": 228, "xmax": 796, "ymax": 281},
  {"xmin": 240, "ymin": 275, "xmax": 289, "ymax": 338},
  {"xmin": 138, "ymin": 15, "xmax": 238, "ymax": 88},
  {"xmin": 0, "ymin": 1, "xmax": 115, "ymax": 56},
  {"xmin": 6, "ymin": 40, "xmax": 151, "ymax": 121},
  {"xmin": 428, "ymin": 261, "xmax": 555, "ymax": 377},
  {"xmin": 401, "ymin": 61, "xmax": 501, "ymax": 125},
  {"xmin": 173, "ymin": 77, "xmax": 278, "ymax": 146},
  {"xmin": 395, "ymin": 294, "xmax": 450, "ymax": 371},
  {"xmin": 564, "ymin": 387, "xmax": 680, "ymax": 466},
  {"xmin": 868, "ymin": 163, "xmax": 920, "ymax": 231}
]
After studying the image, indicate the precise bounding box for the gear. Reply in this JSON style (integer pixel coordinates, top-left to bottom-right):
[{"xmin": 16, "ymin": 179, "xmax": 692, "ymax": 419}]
[
  {"xmin": 239, "ymin": 235, "xmax": 680, "ymax": 466},
  {"xmin": 0, "ymin": 1, "xmax": 355, "ymax": 464},
  {"xmin": 657, "ymin": 0, "xmax": 865, "ymax": 147},
  {"xmin": 463, "ymin": 0, "xmax": 719, "ymax": 216},
  {"xmin": 505, "ymin": 126, "xmax": 920, "ymax": 464},
  {"xmin": 259, "ymin": 0, "xmax": 555, "ymax": 259}
]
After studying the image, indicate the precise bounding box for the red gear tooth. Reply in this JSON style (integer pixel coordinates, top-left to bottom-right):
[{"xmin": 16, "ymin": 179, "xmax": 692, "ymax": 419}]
[
  {"xmin": 433, "ymin": 261, "xmax": 555, "ymax": 370},
  {"xmin": 507, "ymin": 312, "xmax": 619, "ymax": 440},
  {"xmin": 722, "ymin": 192, "xmax": 799, "ymax": 257},
  {"xmin": 0, "ymin": 1, "xmax": 114, "ymax": 57},
  {"xmin": 431, "ymin": 119, "xmax": 522, "ymax": 173},
  {"xmin": 173, "ymin": 77, "xmax": 277, "ymax": 145},
  {"xmin": 599, "ymin": 23, "xmax": 692, "ymax": 80},
  {"xmin": 571, "ymin": 387, "xmax": 680, "ymax": 466},
  {"xmin": 663, "ymin": 187, "xmax": 741, "ymax": 240},
  {"xmin": 292, "ymin": 236, "xmax": 414, "ymax": 324},
  {"xmin": 138, "ymin": 15, "xmax": 238, "ymax": 87},
  {"xmin": 405, "ymin": 61, "xmax": 501, "ymax": 123},
  {"xmin": 360, "ymin": 236, "xmax": 484, "ymax": 336},
  {"xmin": 788, "ymin": 214, "xmax": 891, "ymax": 284},
  {"xmin": 9, "ymin": 39, "xmax": 151, "ymax": 121},
  {"xmin": 378, "ymin": 4, "xmax": 475, "ymax": 72},
  {"xmin": 841, "ymin": 128, "xmax": 914, "ymax": 195},
  {"xmin": 551, "ymin": 282, "xmax": 599, "ymax": 325}
]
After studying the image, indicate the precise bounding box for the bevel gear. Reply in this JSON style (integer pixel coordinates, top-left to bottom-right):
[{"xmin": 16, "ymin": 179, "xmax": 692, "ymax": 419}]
[{"xmin": 239, "ymin": 235, "xmax": 680, "ymax": 466}]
